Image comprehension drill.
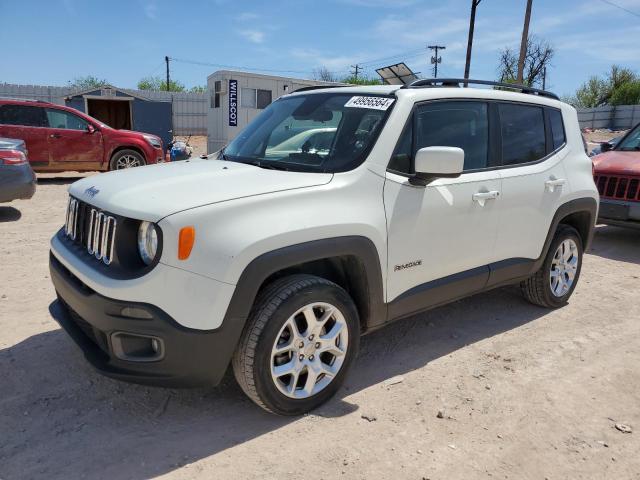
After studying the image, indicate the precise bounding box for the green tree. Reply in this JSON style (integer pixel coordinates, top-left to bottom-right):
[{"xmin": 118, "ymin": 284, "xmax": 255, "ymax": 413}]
[
  {"xmin": 572, "ymin": 76, "xmax": 609, "ymax": 108},
  {"xmin": 68, "ymin": 75, "xmax": 109, "ymax": 90},
  {"xmin": 189, "ymin": 85, "xmax": 207, "ymax": 93},
  {"xmin": 341, "ymin": 75, "xmax": 381, "ymax": 86},
  {"xmin": 137, "ymin": 75, "xmax": 185, "ymax": 92},
  {"xmin": 568, "ymin": 65, "xmax": 639, "ymax": 107},
  {"xmin": 610, "ymin": 80, "xmax": 640, "ymax": 106}
]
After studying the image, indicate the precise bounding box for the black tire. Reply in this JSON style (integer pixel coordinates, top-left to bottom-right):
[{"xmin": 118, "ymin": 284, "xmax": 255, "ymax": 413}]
[
  {"xmin": 520, "ymin": 225, "xmax": 583, "ymax": 308},
  {"xmin": 109, "ymin": 149, "xmax": 146, "ymax": 170},
  {"xmin": 232, "ymin": 274, "xmax": 360, "ymax": 415}
]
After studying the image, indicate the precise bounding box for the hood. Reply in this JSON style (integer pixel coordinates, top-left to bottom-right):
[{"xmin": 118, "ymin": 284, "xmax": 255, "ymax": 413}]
[
  {"xmin": 592, "ymin": 151, "xmax": 640, "ymax": 176},
  {"xmin": 68, "ymin": 159, "xmax": 333, "ymax": 222}
]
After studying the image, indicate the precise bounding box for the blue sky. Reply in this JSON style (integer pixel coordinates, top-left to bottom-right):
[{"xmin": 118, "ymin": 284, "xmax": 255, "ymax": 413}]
[{"xmin": 1, "ymin": 0, "xmax": 638, "ymax": 96}]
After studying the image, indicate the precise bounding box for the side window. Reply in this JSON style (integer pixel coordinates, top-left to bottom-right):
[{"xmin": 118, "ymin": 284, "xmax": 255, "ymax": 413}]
[
  {"xmin": 499, "ymin": 103, "xmax": 546, "ymax": 165},
  {"xmin": 388, "ymin": 122, "xmax": 412, "ymax": 174},
  {"xmin": 241, "ymin": 88, "xmax": 257, "ymax": 108},
  {"xmin": 0, "ymin": 105, "xmax": 47, "ymax": 127},
  {"xmin": 548, "ymin": 109, "xmax": 566, "ymax": 151},
  {"xmin": 257, "ymin": 89, "xmax": 272, "ymax": 109},
  {"xmin": 45, "ymin": 109, "xmax": 89, "ymax": 130},
  {"xmin": 415, "ymin": 101, "xmax": 489, "ymax": 171}
]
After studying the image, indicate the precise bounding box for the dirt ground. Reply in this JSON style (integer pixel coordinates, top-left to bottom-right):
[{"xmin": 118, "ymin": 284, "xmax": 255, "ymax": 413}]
[{"xmin": 1, "ymin": 175, "xmax": 639, "ymax": 480}]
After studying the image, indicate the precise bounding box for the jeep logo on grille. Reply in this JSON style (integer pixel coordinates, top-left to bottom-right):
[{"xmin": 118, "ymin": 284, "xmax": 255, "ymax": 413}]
[{"xmin": 84, "ymin": 186, "xmax": 100, "ymax": 198}]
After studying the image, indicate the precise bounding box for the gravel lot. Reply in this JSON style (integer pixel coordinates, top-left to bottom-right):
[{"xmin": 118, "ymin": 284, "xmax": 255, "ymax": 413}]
[{"xmin": 1, "ymin": 174, "xmax": 639, "ymax": 480}]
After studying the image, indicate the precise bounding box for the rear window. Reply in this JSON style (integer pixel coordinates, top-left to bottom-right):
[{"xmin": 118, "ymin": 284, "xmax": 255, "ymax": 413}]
[
  {"xmin": 0, "ymin": 104, "xmax": 47, "ymax": 127},
  {"xmin": 499, "ymin": 103, "xmax": 546, "ymax": 165}
]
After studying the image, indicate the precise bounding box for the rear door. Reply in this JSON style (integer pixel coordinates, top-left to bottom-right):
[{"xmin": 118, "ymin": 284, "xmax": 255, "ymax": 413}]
[
  {"xmin": 493, "ymin": 103, "xmax": 569, "ymax": 265},
  {"xmin": 0, "ymin": 104, "xmax": 49, "ymax": 167},
  {"xmin": 45, "ymin": 108, "xmax": 103, "ymax": 169}
]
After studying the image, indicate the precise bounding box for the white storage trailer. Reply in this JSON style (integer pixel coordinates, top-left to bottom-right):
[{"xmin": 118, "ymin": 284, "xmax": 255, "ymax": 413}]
[{"xmin": 206, "ymin": 70, "xmax": 339, "ymax": 153}]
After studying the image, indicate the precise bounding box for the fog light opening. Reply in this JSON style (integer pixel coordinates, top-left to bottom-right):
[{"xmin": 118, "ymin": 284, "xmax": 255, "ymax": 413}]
[{"xmin": 111, "ymin": 332, "xmax": 164, "ymax": 362}]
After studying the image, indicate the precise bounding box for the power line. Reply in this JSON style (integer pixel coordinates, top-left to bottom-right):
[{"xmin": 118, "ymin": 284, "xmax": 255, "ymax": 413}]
[
  {"xmin": 170, "ymin": 57, "xmax": 323, "ymax": 75},
  {"xmin": 170, "ymin": 47, "xmax": 430, "ymax": 79},
  {"xmin": 598, "ymin": 0, "xmax": 640, "ymax": 17}
]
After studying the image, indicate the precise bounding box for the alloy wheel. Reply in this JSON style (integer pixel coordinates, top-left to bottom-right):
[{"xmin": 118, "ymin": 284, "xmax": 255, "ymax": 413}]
[
  {"xmin": 270, "ymin": 302, "xmax": 349, "ymax": 399},
  {"xmin": 549, "ymin": 238, "xmax": 579, "ymax": 297},
  {"xmin": 116, "ymin": 154, "xmax": 142, "ymax": 169}
]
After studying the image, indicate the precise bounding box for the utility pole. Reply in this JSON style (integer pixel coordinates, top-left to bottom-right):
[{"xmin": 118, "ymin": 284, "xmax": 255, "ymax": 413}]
[
  {"xmin": 165, "ymin": 56, "xmax": 170, "ymax": 92},
  {"xmin": 428, "ymin": 45, "xmax": 446, "ymax": 78},
  {"xmin": 542, "ymin": 66, "xmax": 547, "ymax": 90},
  {"xmin": 464, "ymin": 0, "xmax": 481, "ymax": 86},
  {"xmin": 350, "ymin": 64, "xmax": 361, "ymax": 82},
  {"xmin": 516, "ymin": 0, "xmax": 533, "ymax": 84}
]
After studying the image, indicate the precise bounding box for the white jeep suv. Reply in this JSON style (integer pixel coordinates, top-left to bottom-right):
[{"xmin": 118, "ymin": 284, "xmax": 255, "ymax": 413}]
[{"xmin": 50, "ymin": 79, "xmax": 599, "ymax": 415}]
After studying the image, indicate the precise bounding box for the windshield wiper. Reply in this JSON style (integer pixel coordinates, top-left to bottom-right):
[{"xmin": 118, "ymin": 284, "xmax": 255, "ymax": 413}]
[{"xmin": 229, "ymin": 156, "xmax": 290, "ymax": 171}]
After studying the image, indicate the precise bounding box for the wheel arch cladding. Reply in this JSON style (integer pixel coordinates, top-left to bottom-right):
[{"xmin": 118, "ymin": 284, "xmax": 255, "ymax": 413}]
[
  {"xmin": 537, "ymin": 197, "xmax": 597, "ymax": 271},
  {"xmin": 227, "ymin": 236, "xmax": 387, "ymax": 333}
]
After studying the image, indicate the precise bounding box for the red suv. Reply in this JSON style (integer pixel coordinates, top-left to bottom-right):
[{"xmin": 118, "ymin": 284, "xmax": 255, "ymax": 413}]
[
  {"xmin": 0, "ymin": 99, "xmax": 165, "ymax": 172},
  {"xmin": 592, "ymin": 122, "xmax": 640, "ymax": 229}
]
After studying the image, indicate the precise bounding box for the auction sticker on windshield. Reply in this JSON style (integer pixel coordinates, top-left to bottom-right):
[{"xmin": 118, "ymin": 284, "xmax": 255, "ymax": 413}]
[{"xmin": 345, "ymin": 96, "xmax": 395, "ymax": 111}]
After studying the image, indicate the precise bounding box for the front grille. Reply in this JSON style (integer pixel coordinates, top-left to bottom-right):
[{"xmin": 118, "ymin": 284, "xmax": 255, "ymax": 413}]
[
  {"xmin": 64, "ymin": 197, "xmax": 117, "ymax": 265},
  {"xmin": 594, "ymin": 175, "xmax": 640, "ymax": 201}
]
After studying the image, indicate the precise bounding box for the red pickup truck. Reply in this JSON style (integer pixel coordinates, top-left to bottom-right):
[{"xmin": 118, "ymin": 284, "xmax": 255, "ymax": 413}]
[
  {"xmin": 592, "ymin": 122, "xmax": 640, "ymax": 229},
  {"xmin": 0, "ymin": 99, "xmax": 164, "ymax": 172}
]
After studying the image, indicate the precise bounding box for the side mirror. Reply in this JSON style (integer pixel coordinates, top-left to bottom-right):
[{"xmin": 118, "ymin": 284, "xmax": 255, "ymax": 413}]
[
  {"xmin": 600, "ymin": 142, "xmax": 612, "ymax": 153},
  {"xmin": 86, "ymin": 124, "xmax": 96, "ymax": 134},
  {"xmin": 410, "ymin": 146, "xmax": 464, "ymax": 186}
]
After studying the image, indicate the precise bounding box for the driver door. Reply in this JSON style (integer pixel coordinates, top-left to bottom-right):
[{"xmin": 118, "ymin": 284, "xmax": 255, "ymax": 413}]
[
  {"xmin": 384, "ymin": 100, "xmax": 502, "ymax": 318},
  {"xmin": 45, "ymin": 108, "xmax": 103, "ymax": 170}
]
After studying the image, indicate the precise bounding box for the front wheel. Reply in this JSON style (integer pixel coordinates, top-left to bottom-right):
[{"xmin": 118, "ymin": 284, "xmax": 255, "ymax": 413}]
[
  {"xmin": 521, "ymin": 225, "xmax": 583, "ymax": 308},
  {"xmin": 232, "ymin": 275, "xmax": 360, "ymax": 415},
  {"xmin": 109, "ymin": 149, "xmax": 146, "ymax": 170}
]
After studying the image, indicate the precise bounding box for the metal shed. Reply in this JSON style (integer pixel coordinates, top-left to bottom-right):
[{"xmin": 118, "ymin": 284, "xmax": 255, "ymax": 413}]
[
  {"xmin": 206, "ymin": 71, "xmax": 339, "ymax": 153},
  {"xmin": 64, "ymin": 85, "xmax": 173, "ymax": 149}
]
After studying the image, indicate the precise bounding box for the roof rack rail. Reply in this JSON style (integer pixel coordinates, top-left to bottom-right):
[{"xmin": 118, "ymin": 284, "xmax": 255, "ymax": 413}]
[
  {"xmin": 291, "ymin": 85, "xmax": 344, "ymax": 93},
  {"xmin": 402, "ymin": 78, "xmax": 559, "ymax": 100}
]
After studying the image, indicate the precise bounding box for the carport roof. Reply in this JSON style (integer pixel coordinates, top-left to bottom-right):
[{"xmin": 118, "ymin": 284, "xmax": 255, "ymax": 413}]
[{"xmin": 64, "ymin": 84, "xmax": 151, "ymax": 102}]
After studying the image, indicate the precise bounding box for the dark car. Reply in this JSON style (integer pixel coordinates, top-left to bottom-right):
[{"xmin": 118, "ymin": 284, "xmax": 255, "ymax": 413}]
[
  {"xmin": 0, "ymin": 99, "xmax": 165, "ymax": 172},
  {"xmin": 590, "ymin": 135, "xmax": 622, "ymax": 157},
  {"xmin": 592, "ymin": 122, "xmax": 640, "ymax": 228},
  {"xmin": 0, "ymin": 137, "xmax": 36, "ymax": 203}
]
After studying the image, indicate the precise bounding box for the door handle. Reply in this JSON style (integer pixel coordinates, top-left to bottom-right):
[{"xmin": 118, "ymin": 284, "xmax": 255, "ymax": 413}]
[
  {"xmin": 545, "ymin": 178, "xmax": 566, "ymax": 192},
  {"xmin": 49, "ymin": 133, "xmax": 62, "ymax": 139},
  {"xmin": 472, "ymin": 190, "xmax": 500, "ymax": 206}
]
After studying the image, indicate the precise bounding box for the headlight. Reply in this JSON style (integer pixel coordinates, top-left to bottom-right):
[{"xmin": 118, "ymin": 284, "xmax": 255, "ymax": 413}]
[
  {"xmin": 143, "ymin": 134, "xmax": 162, "ymax": 148},
  {"xmin": 137, "ymin": 221, "xmax": 158, "ymax": 265}
]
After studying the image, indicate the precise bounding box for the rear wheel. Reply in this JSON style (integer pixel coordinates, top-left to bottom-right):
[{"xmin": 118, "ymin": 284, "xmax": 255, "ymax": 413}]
[
  {"xmin": 521, "ymin": 225, "xmax": 583, "ymax": 308},
  {"xmin": 110, "ymin": 149, "xmax": 146, "ymax": 170},
  {"xmin": 232, "ymin": 274, "xmax": 360, "ymax": 415}
]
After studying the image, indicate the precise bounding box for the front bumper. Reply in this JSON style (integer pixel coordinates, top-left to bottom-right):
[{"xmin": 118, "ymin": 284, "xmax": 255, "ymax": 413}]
[
  {"xmin": 598, "ymin": 198, "xmax": 640, "ymax": 229},
  {"xmin": 50, "ymin": 253, "xmax": 242, "ymax": 387},
  {"xmin": 0, "ymin": 164, "xmax": 36, "ymax": 203}
]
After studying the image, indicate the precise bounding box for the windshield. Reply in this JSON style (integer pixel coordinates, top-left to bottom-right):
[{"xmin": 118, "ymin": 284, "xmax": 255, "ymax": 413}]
[
  {"xmin": 223, "ymin": 92, "xmax": 394, "ymax": 172},
  {"xmin": 616, "ymin": 124, "xmax": 640, "ymax": 151}
]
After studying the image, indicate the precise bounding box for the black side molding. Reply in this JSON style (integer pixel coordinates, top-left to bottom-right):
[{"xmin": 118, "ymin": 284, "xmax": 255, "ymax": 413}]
[{"xmin": 225, "ymin": 236, "xmax": 387, "ymax": 331}]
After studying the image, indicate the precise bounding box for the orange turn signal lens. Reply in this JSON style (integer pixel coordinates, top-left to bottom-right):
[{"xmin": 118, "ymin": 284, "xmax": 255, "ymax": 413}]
[{"xmin": 178, "ymin": 226, "xmax": 195, "ymax": 260}]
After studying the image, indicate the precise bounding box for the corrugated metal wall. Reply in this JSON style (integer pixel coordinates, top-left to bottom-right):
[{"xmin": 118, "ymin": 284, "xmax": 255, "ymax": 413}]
[
  {"xmin": 0, "ymin": 83, "xmax": 207, "ymax": 135},
  {"xmin": 577, "ymin": 105, "xmax": 640, "ymax": 130}
]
